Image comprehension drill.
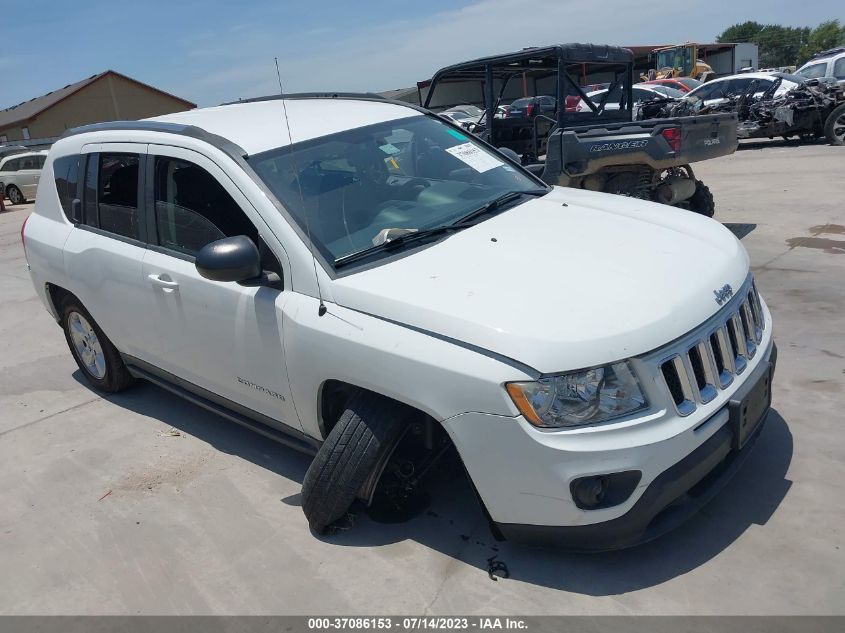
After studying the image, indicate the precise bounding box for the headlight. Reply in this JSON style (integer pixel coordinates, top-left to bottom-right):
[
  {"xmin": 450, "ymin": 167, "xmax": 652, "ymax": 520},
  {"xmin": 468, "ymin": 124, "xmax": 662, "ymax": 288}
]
[{"xmin": 505, "ymin": 362, "xmax": 648, "ymax": 428}]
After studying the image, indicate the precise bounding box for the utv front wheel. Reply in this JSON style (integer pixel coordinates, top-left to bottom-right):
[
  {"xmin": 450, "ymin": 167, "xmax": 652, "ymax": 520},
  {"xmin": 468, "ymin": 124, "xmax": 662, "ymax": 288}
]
[
  {"xmin": 302, "ymin": 391, "xmax": 411, "ymax": 533},
  {"xmin": 61, "ymin": 298, "xmax": 134, "ymax": 392},
  {"xmin": 687, "ymin": 180, "xmax": 715, "ymax": 218}
]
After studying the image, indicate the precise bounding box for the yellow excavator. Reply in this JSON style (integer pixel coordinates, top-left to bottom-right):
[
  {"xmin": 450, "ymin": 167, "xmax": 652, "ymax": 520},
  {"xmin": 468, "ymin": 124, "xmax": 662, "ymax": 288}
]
[{"xmin": 642, "ymin": 43, "xmax": 715, "ymax": 82}]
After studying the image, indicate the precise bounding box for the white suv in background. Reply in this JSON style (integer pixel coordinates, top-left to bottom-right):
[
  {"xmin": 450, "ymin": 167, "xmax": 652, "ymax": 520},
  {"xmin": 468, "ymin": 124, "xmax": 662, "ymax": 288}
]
[
  {"xmin": 796, "ymin": 48, "xmax": 845, "ymax": 86},
  {"xmin": 1, "ymin": 150, "xmax": 48, "ymax": 204},
  {"xmin": 21, "ymin": 95, "xmax": 776, "ymax": 549}
]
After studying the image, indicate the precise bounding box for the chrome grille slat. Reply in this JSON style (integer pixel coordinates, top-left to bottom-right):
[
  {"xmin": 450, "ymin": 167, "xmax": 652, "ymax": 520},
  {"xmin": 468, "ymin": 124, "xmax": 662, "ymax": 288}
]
[{"xmin": 657, "ymin": 277, "xmax": 766, "ymax": 416}]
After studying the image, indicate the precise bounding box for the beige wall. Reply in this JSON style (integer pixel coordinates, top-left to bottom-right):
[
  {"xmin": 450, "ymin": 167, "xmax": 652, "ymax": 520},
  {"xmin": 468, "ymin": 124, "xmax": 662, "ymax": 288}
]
[{"xmin": 0, "ymin": 74, "xmax": 194, "ymax": 141}]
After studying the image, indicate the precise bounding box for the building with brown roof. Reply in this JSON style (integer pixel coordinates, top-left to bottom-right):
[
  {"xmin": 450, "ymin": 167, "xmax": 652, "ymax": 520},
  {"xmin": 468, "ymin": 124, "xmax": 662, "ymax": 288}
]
[{"xmin": 0, "ymin": 70, "xmax": 196, "ymax": 143}]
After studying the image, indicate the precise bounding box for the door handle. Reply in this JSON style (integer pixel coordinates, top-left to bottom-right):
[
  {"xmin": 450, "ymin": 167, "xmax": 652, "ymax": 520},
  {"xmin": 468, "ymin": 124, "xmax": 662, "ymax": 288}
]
[{"xmin": 147, "ymin": 274, "xmax": 179, "ymax": 290}]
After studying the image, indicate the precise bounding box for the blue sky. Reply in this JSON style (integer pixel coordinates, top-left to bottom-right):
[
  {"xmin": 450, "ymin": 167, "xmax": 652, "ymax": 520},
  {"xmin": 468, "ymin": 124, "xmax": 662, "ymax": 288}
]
[{"xmin": 1, "ymin": 0, "xmax": 841, "ymax": 109}]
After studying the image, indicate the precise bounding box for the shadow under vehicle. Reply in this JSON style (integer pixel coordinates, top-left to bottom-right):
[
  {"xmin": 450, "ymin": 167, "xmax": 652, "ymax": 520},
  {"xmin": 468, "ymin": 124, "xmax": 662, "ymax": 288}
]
[{"xmin": 423, "ymin": 44, "xmax": 739, "ymax": 217}]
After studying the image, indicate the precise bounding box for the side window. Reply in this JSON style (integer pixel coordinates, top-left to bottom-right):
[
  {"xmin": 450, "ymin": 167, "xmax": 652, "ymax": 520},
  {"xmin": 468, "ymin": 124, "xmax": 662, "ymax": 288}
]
[
  {"xmin": 726, "ymin": 78, "xmax": 754, "ymax": 94},
  {"xmin": 36, "ymin": 155, "xmax": 46, "ymax": 169},
  {"xmin": 97, "ymin": 153, "xmax": 141, "ymax": 240},
  {"xmin": 53, "ymin": 155, "xmax": 80, "ymax": 220},
  {"xmin": 834, "ymin": 58, "xmax": 845, "ymax": 79},
  {"xmin": 798, "ymin": 63, "xmax": 827, "ymax": 79},
  {"xmin": 153, "ymin": 156, "xmax": 258, "ymax": 257},
  {"xmin": 2, "ymin": 158, "xmax": 19, "ymax": 172},
  {"xmin": 21, "ymin": 156, "xmax": 37, "ymax": 170}
]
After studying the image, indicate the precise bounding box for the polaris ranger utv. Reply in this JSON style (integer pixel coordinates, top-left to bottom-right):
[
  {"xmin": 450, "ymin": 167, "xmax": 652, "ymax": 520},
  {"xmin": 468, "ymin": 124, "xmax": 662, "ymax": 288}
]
[{"xmin": 423, "ymin": 44, "xmax": 738, "ymax": 216}]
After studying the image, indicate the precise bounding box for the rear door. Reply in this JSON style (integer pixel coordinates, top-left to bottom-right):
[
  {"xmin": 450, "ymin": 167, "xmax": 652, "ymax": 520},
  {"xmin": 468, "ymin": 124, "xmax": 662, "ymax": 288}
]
[{"xmin": 62, "ymin": 144, "xmax": 151, "ymax": 357}]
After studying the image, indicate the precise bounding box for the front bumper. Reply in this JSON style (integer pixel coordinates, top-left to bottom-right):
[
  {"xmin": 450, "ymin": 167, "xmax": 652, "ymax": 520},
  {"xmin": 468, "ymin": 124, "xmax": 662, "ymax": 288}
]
[
  {"xmin": 442, "ymin": 334, "xmax": 776, "ymax": 551},
  {"xmin": 499, "ymin": 344, "xmax": 775, "ymax": 550}
]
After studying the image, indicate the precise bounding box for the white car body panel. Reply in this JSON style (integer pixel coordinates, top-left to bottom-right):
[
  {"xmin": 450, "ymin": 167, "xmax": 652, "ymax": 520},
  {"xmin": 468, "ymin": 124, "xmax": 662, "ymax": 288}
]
[{"xmin": 332, "ymin": 186, "xmax": 748, "ymax": 374}]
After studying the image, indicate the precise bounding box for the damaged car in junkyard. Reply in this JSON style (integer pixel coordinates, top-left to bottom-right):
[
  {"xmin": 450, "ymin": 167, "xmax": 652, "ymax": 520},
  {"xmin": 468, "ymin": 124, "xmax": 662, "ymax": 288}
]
[{"xmin": 640, "ymin": 74, "xmax": 845, "ymax": 145}]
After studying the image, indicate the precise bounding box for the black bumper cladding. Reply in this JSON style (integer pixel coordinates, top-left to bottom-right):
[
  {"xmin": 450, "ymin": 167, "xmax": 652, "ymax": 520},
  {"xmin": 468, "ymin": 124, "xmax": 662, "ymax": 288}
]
[{"xmin": 497, "ymin": 342, "xmax": 778, "ymax": 551}]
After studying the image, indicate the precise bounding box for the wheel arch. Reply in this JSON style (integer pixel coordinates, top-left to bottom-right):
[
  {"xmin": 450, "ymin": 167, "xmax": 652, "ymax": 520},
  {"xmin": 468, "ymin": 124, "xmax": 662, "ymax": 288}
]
[
  {"xmin": 44, "ymin": 282, "xmax": 75, "ymax": 322},
  {"xmin": 317, "ymin": 378, "xmax": 438, "ymax": 440}
]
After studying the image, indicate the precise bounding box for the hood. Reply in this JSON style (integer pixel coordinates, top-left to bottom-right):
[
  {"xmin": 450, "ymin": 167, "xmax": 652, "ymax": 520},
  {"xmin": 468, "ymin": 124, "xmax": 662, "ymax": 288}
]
[{"xmin": 330, "ymin": 187, "xmax": 749, "ymax": 374}]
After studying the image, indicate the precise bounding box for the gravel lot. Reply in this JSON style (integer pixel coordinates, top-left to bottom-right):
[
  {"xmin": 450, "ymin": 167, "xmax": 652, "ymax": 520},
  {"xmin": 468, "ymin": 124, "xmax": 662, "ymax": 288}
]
[{"xmin": 1, "ymin": 139, "xmax": 843, "ymax": 615}]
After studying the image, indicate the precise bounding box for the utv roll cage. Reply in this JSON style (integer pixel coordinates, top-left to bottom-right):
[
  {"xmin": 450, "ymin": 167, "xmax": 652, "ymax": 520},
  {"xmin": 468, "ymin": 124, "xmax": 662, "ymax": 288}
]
[{"xmin": 422, "ymin": 44, "xmax": 635, "ymax": 157}]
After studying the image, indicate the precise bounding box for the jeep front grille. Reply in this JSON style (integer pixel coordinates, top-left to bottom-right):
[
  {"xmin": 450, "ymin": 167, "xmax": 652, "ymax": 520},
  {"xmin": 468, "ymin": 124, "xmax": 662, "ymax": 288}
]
[{"xmin": 658, "ymin": 280, "xmax": 766, "ymax": 416}]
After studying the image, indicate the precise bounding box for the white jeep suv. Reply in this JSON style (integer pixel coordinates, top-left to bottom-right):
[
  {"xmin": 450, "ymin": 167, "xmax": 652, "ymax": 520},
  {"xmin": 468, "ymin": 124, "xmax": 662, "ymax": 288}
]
[{"xmin": 21, "ymin": 94, "xmax": 776, "ymax": 549}]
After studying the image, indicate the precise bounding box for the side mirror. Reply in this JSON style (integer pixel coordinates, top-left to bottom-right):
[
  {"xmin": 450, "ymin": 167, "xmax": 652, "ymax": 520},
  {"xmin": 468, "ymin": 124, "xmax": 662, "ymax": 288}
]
[{"xmin": 195, "ymin": 235, "xmax": 261, "ymax": 283}]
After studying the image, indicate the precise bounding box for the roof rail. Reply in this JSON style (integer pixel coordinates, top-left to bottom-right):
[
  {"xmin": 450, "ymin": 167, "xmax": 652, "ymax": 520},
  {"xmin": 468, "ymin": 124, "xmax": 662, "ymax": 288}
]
[
  {"xmin": 810, "ymin": 46, "xmax": 845, "ymax": 60},
  {"xmin": 221, "ymin": 92, "xmax": 386, "ymax": 106}
]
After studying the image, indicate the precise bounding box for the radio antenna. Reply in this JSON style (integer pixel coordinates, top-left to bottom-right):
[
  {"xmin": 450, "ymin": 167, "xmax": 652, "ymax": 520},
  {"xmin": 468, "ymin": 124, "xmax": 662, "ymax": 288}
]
[{"xmin": 276, "ymin": 57, "xmax": 327, "ymax": 317}]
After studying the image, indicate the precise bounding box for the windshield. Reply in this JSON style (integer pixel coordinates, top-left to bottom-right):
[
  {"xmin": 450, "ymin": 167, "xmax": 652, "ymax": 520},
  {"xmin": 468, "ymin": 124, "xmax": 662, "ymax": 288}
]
[
  {"xmin": 249, "ymin": 115, "xmax": 542, "ymax": 266},
  {"xmin": 656, "ymin": 46, "xmax": 694, "ymax": 75}
]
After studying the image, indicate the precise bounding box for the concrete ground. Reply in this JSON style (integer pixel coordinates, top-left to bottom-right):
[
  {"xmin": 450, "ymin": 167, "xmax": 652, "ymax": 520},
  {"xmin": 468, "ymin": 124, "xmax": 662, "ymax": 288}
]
[{"xmin": 1, "ymin": 140, "xmax": 843, "ymax": 615}]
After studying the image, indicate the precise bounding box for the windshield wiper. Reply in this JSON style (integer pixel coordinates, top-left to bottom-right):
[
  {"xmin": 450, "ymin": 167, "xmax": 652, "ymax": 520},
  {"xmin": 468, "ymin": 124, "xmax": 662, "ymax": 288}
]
[
  {"xmin": 333, "ymin": 188, "xmax": 548, "ymax": 269},
  {"xmin": 454, "ymin": 188, "xmax": 548, "ymax": 226},
  {"xmin": 334, "ymin": 224, "xmax": 468, "ymax": 268}
]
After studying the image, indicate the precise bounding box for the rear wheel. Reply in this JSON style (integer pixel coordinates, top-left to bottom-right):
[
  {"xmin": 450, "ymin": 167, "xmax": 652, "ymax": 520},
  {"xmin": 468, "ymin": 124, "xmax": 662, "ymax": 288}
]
[
  {"xmin": 6, "ymin": 185, "xmax": 24, "ymax": 205},
  {"xmin": 302, "ymin": 391, "xmax": 412, "ymax": 533},
  {"xmin": 61, "ymin": 298, "xmax": 134, "ymax": 392},
  {"xmin": 687, "ymin": 180, "xmax": 715, "ymax": 218},
  {"xmin": 824, "ymin": 104, "xmax": 845, "ymax": 146}
]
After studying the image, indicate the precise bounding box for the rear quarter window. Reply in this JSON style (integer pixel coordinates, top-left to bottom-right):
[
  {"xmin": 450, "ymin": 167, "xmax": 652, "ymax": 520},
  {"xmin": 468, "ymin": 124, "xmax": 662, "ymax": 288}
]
[{"xmin": 53, "ymin": 155, "xmax": 80, "ymax": 220}]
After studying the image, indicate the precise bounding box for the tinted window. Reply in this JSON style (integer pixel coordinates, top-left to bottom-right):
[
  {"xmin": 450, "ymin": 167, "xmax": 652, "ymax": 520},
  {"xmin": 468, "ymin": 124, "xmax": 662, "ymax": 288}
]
[
  {"xmin": 97, "ymin": 153, "xmax": 140, "ymax": 240},
  {"xmin": 36, "ymin": 155, "xmax": 46, "ymax": 168},
  {"xmin": 2, "ymin": 158, "xmax": 19, "ymax": 172},
  {"xmin": 154, "ymin": 156, "xmax": 257, "ymax": 256},
  {"xmin": 20, "ymin": 156, "xmax": 38, "ymax": 170},
  {"xmin": 834, "ymin": 58, "xmax": 845, "ymax": 79},
  {"xmin": 53, "ymin": 155, "xmax": 80, "ymax": 220}
]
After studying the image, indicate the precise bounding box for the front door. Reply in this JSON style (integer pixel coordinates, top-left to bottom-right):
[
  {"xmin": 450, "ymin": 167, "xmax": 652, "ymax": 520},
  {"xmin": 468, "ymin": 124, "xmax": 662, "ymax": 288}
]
[{"xmin": 137, "ymin": 144, "xmax": 301, "ymax": 431}]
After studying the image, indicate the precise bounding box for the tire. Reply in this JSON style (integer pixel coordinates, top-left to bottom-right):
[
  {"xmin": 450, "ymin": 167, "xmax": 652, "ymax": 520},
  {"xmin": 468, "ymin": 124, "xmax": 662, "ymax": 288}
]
[
  {"xmin": 6, "ymin": 185, "xmax": 24, "ymax": 205},
  {"xmin": 824, "ymin": 103, "xmax": 845, "ymax": 146},
  {"xmin": 302, "ymin": 391, "xmax": 410, "ymax": 533},
  {"xmin": 687, "ymin": 180, "xmax": 715, "ymax": 218},
  {"xmin": 60, "ymin": 297, "xmax": 134, "ymax": 392}
]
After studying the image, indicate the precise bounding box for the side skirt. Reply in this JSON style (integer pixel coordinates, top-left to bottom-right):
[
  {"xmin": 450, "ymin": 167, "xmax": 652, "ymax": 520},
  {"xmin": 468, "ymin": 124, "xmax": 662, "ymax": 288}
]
[{"xmin": 123, "ymin": 355, "xmax": 320, "ymax": 456}]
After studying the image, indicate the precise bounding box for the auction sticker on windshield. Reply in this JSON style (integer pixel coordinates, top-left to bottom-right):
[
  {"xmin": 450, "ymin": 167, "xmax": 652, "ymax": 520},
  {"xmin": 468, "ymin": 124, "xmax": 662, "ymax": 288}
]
[{"xmin": 445, "ymin": 142, "xmax": 504, "ymax": 173}]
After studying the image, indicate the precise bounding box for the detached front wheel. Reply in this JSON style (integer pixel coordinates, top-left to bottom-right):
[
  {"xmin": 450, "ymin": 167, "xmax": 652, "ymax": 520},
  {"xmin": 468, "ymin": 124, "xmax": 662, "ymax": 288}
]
[{"xmin": 302, "ymin": 391, "xmax": 411, "ymax": 534}]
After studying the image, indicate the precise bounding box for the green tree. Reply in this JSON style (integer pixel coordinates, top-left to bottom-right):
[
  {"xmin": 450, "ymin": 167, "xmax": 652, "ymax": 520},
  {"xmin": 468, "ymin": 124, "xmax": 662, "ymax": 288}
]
[
  {"xmin": 716, "ymin": 21, "xmax": 765, "ymax": 45},
  {"xmin": 798, "ymin": 20, "xmax": 845, "ymax": 63},
  {"xmin": 717, "ymin": 20, "xmax": 845, "ymax": 67}
]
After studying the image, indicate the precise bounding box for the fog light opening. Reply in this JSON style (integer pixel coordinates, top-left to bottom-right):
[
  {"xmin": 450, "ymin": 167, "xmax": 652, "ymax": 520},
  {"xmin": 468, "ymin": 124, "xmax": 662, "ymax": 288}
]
[{"xmin": 570, "ymin": 471, "xmax": 642, "ymax": 510}]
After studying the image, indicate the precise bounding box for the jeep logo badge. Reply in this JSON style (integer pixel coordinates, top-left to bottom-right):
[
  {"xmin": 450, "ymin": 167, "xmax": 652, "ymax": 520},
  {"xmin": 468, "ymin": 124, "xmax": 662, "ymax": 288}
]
[{"xmin": 713, "ymin": 284, "xmax": 733, "ymax": 305}]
